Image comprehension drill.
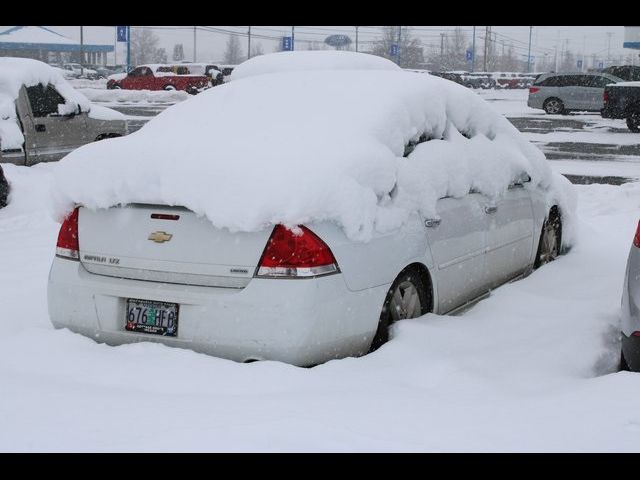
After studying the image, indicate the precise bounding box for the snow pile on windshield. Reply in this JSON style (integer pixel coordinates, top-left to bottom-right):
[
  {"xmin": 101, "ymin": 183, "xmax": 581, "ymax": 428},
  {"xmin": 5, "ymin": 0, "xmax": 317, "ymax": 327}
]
[
  {"xmin": 231, "ymin": 50, "xmax": 400, "ymax": 81},
  {"xmin": 0, "ymin": 58, "xmax": 92, "ymax": 150},
  {"xmin": 53, "ymin": 54, "xmax": 576, "ymax": 243}
]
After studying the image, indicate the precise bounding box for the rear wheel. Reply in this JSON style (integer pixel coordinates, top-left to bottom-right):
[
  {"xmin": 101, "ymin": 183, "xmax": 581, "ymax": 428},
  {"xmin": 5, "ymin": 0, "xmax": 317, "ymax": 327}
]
[
  {"xmin": 543, "ymin": 97, "xmax": 565, "ymax": 115},
  {"xmin": 369, "ymin": 267, "xmax": 430, "ymax": 352},
  {"xmin": 163, "ymin": 85, "xmax": 177, "ymax": 91},
  {"xmin": 627, "ymin": 111, "xmax": 640, "ymax": 132},
  {"xmin": 534, "ymin": 207, "xmax": 562, "ymax": 268}
]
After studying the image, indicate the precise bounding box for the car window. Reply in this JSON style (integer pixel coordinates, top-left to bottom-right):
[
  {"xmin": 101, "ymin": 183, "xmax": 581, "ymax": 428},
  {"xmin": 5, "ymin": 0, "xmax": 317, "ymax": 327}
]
[
  {"xmin": 129, "ymin": 67, "xmax": 145, "ymax": 77},
  {"xmin": 26, "ymin": 84, "xmax": 66, "ymax": 117},
  {"xmin": 175, "ymin": 66, "xmax": 190, "ymax": 75}
]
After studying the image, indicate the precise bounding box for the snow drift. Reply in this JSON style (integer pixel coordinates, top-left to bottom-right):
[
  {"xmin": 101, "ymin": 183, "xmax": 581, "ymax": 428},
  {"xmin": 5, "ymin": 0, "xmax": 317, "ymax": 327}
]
[{"xmin": 52, "ymin": 52, "xmax": 576, "ymax": 243}]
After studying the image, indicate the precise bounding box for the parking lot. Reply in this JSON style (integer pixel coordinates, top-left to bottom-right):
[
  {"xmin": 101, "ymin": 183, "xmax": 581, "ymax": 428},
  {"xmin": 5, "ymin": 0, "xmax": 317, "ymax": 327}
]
[{"xmin": 1, "ymin": 77, "xmax": 640, "ymax": 452}]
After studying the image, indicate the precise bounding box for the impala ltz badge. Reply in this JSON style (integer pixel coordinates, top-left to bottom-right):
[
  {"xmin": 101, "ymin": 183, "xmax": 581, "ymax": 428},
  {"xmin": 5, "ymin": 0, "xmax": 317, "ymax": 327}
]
[{"xmin": 148, "ymin": 231, "xmax": 173, "ymax": 243}]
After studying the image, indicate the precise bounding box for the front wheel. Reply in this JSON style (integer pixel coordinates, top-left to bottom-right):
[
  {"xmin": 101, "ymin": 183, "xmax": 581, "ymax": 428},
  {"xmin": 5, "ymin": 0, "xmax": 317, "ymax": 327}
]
[
  {"xmin": 534, "ymin": 208, "xmax": 562, "ymax": 268},
  {"xmin": 163, "ymin": 85, "xmax": 177, "ymax": 91},
  {"xmin": 369, "ymin": 267, "xmax": 430, "ymax": 352},
  {"xmin": 627, "ymin": 111, "xmax": 640, "ymax": 132}
]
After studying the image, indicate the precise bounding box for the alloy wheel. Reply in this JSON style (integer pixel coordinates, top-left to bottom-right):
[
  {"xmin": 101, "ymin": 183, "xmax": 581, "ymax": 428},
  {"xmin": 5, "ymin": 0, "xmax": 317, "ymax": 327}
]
[{"xmin": 389, "ymin": 280, "xmax": 422, "ymax": 321}]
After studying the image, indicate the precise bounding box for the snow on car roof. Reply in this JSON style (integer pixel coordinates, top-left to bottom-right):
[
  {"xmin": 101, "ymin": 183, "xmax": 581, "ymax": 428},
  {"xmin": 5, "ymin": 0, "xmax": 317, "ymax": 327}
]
[
  {"xmin": 0, "ymin": 57, "xmax": 92, "ymax": 151},
  {"xmin": 53, "ymin": 53, "xmax": 575, "ymax": 242},
  {"xmin": 231, "ymin": 51, "xmax": 400, "ymax": 81}
]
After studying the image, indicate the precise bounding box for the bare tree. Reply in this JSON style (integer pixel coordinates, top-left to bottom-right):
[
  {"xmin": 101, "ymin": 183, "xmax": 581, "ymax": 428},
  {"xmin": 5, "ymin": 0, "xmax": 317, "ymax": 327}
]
[
  {"xmin": 250, "ymin": 42, "xmax": 265, "ymax": 57},
  {"xmin": 173, "ymin": 44, "xmax": 184, "ymax": 62},
  {"xmin": 223, "ymin": 34, "xmax": 243, "ymax": 64},
  {"xmin": 371, "ymin": 26, "xmax": 424, "ymax": 69},
  {"xmin": 130, "ymin": 28, "xmax": 162, "ymax": 65}
]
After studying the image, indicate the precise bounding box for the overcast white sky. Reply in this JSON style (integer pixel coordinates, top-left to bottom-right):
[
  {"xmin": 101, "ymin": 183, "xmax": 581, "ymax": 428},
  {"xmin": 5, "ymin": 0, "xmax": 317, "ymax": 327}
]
[{"xmin": 1, "ymin": 26, "xmax": 634, "ymax": 64}]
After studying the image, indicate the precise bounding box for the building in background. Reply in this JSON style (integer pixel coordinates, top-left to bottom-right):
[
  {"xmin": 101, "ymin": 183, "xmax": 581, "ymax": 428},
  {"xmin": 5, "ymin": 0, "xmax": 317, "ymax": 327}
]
[
  {"xmin": 624, "ymin": 26, "xmax": 640, "ymax": 51},
  {"xmin": 0, "ymin": 26, "xmax": 113, "ymax": 65}
]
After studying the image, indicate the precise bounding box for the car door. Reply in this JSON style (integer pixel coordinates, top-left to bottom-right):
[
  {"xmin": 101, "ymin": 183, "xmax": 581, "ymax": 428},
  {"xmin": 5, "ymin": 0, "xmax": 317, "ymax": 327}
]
[
  {"xmin": 21, "ymin": 84, "xmax": 90, "ymax": 164},
  {"xmin": 482, "ymin": 176, "xmax": 535, "ymax": 289},
  {"xmin": 423, "ymin": 192, "xmax": 490, "ymax": 314},
  {"xmin": 558, "ymin": 75, "xmax": 581, "ymax": 109}
]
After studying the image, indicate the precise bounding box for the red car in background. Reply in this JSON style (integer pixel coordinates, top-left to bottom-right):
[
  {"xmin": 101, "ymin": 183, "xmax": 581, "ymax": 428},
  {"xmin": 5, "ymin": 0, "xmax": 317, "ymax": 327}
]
[{"xmin": 106, "ymin": 64, "xmax": 210, "ymax": 94}]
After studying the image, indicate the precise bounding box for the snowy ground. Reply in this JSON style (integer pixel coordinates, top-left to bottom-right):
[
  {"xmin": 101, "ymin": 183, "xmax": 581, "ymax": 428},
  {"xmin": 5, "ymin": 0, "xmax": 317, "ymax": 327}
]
[{"xmin": 1, "ymin": 162, "xmax": 640, "ymax": 452}]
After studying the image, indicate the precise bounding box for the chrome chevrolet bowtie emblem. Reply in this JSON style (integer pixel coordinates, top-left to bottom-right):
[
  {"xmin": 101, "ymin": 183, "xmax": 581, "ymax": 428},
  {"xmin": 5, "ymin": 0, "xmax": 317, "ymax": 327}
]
[{"xmin": 148, "ymin": 231, "xmax": 173, "ymax": 243}]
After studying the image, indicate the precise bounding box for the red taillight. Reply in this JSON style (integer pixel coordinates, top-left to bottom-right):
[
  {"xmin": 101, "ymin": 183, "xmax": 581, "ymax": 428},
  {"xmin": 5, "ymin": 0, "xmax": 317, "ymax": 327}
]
[
  {"xmin": 603, "ymin": 91, "xmax": 609, "ymax": 104},
  {"xmin": 634, "ymin": 220, "xmax": 640, "ymax": 248},
  {"xmin": 256, "ymin": 225, "xmax": 339, "ymax": 278},
  {"xmin": 529, "ymin": 87, "xmax": 540, "ymax": 94},
  {"xmin": 56, "ymin": 207, "xmax": 80, "ymax": 260}
]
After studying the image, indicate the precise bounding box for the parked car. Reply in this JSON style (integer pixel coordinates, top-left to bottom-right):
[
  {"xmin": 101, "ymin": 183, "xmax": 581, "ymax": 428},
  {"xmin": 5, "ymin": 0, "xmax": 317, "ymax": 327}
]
[
  {"xmin": 467, "ymin": 73, "xmax": 496, "ymax": 89},
  {"xmin": 48, "ymin": 52, "xmax": 571, "ymax": 367},
  {"xmin": 62, "ymin": 63, "xmax": 99, "ymax": 80},
  {"xmin": 527, "ymin": 72, "xmax": 624, "ymax": 114},
  {"xmin": 492, "ymin": 72, "xmax": 521, "ymax": 89},
  {"xmin": 620, "ymin": 220, "xmax": 640, "ymax": 370},
  {"xmin": 429, "ymin": 71, "xmax": 465, "ymax": 86},
  {"xmin": 0, "ymin": 58, "xmax": 128, "ymax": 166},
  {"xmin": 106, "ymin": 64, "xmax": 210, "ymax": 94},
  {"xmin": 0, "ymin": 165, "xmax": 9, "ymax": 208},
  {"xmin": 601, "ymin": 82, "xmax": 640, "ymax": 132}
]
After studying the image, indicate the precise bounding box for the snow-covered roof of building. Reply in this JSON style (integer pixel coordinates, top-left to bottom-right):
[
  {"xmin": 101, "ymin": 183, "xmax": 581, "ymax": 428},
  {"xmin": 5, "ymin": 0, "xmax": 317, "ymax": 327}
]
[
  {"xmin": 0, "ymin": 26, "xmax": 113, "ymax": 52},
  {"xmin": 53, "ymin": 51, "xmax": 575, "ymax": 242}
]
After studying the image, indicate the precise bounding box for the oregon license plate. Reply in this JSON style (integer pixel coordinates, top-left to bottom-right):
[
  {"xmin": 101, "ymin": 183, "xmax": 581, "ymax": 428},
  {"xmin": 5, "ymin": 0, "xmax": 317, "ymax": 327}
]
[{"xmin": 125, "ymin": 298, "xmax": 179, "ymax": 336}]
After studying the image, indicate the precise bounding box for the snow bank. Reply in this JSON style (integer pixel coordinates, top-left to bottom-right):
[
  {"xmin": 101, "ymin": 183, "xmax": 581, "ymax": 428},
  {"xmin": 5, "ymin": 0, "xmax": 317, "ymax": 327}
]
[
  {"xmin": 231, "ymin": 50, "xmax": 400, "ymax": 81},
  {"xmin": 52, "ymin": 53, "xmax": 575, "ymax": 243},
  {"xmin": 79, "ymin": 88, "xmax": 189, "ymax": 104},
  {"xmin": 0, "ymin": 58, "xmax": 91, "ymax": 150}
]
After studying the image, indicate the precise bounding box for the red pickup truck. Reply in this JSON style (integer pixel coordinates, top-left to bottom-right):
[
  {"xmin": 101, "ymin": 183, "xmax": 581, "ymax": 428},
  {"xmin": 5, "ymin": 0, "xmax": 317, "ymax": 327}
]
[{"xmin": 106, "ymin": 64, "xmax": 210, "ymax": 94}]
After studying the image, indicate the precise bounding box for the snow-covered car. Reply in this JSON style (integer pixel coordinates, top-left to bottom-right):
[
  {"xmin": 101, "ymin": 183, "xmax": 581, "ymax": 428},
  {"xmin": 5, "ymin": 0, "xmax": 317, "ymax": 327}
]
[
  {"xmin": 62, "ymin": 63, "xmax": 99, "ymax": 80},
  {"xmin": 0, "ymin": 165, "xmax": 9, "ymax": 208},
  {"xmin": 47, "ymin": 51, "xmax": 575, "ymax": 367},
  {"xmin": 0, "ymin": 58, "xmax": 128, "ymax": 166},
  {"xmin": 621, "ymin": 220, "xmax": 640, "ymax": 371}
]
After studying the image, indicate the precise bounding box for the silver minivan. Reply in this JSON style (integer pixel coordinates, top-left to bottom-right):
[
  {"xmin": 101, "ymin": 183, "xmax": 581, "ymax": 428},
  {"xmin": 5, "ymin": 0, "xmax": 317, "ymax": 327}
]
[{"xmin": 528, "ymin": 72, "xmax": 623, "ymax": 114}]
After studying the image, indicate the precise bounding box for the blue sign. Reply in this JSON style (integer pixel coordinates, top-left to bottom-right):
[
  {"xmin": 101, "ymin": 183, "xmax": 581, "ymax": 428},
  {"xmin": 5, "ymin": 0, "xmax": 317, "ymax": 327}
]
[
  {"xmin": 390, "ymin": 44, "xmax": 399, "ymax": 57},
  {"xmin": 282, "ymin": 36, "xmax": 293, "ymax": 51},
  {"xmin": 117, "ymin": 26, "xmax": 128, "ymax": 42},
  {"xmin": 577, "ymin": 59, "xmax": 583, "ymax": 69},
  {"xmin": 598, "ymin": 61, "xmax": 604, "ymax": 68},
  {"xmin": 466, "ymin": 50, "xmax": 473, "ymax": 61}
]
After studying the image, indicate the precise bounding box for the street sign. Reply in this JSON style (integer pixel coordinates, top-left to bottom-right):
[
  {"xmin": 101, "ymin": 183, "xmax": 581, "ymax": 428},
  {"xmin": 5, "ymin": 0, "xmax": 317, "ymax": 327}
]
[
  {"xmin": 390, "ymin": 44, "xmax": 399, "ymax": 57},
  {"xmin": 577, "ymin": 59, "xmax": 583, "ymax": 69},
  {"xmin": 282, "ymin": 36, "xmax": 293, "ymax": 51},
  {"xmin": 466, "ymin": 50, "xmax": 473, "ymax": 61},
  {"xmin": 117, "ymin": 26, "xmax": 128, "ymax": 42},
  {"xmin": 598, "ymin": 61, "xmax": 604, "ymax": 68}
]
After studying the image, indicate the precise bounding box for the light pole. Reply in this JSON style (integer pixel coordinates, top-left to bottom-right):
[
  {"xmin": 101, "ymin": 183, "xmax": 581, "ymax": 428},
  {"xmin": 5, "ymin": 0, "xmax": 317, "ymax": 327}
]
[
  {"xmin": 397, "ymin": 26, "xmax": 402, "ymax": 66},
  {"xmin": 527, "ymin": 26, "xmax": 533, "ymax": 73},
  {"xmin": 248, "ymin": 26, "xmax": 252, "ymax": 60},
  {"xmin": 355, "ymin": 26, "xmax": 359, "ymax": 52},
  {"xmin": 193, "ymin": 26, "xmax": 196, "ymax": 62},
  {"xmin": 80, "ymin": 26, "xmax": 84, "ymax": 76},
  {"xmin": 472, "ymin": 26, "xmax": 476, "ymax": 72},
  {"xmin": 292, "ymin": 26, "xmax": 295, "ymax": 51}
]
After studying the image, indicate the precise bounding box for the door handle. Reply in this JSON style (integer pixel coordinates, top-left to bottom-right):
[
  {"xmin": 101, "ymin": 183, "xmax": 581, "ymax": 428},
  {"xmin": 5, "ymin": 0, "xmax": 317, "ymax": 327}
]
[
  {"xmin": 424, "ymin": 218, "xmax": 441, "ymax": 228},
  {"xmin": 35, "ymin": 124, "xmax": 46, "ymax": 132},
  {"xmin": 484, "ymin": 205, "xmax": 498, "ymax": 214}
]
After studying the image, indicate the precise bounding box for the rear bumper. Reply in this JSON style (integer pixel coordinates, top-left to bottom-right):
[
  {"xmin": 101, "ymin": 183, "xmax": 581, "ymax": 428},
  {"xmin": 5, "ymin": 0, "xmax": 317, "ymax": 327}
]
[
  {"xmin": 47, "ymin": 257, "xmax": 388, "ymax": 366},
  {"xmin": 601, "ymin": 106, "xmax": 625, "ymax": 119}
]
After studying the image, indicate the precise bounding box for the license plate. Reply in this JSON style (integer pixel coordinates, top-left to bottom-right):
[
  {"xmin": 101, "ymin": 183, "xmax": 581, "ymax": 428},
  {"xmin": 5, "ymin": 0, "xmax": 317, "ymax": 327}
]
[{"xmin": 125, "ymin": 298, "xmax": 179, "ymax": 336}]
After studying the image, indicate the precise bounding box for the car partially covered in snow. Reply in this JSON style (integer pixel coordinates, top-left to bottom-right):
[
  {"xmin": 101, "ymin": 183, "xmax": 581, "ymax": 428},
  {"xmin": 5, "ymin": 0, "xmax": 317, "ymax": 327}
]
[
  {"xmin": 106, "ymin": 64, "xmax": 210, "ymax": 94},
  {"xmin": 48, "ymin": 51, "xmax": 576, "ymax": 367},
  {"xmin": 0, "ymin": 58, "xmax": 128, "ymax": 166},
  {"xmin": 0, "ymin": 164, "xmax": 9, "ymax": 208}
]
